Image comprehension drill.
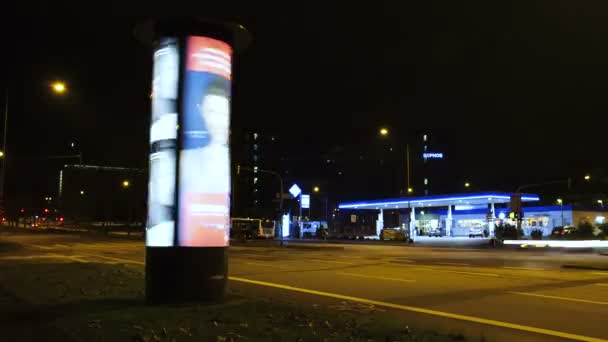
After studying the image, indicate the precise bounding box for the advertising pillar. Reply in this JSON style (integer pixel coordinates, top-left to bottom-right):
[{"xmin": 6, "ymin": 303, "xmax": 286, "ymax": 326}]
[{"xmin": 144, "ymin": 19, "xmax": 249, "ymax": 303}]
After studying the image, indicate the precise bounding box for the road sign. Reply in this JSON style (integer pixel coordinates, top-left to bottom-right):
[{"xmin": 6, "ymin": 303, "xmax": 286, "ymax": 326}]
[
  {"xmin": 289, "ymin": 184, "xmax": 302, "ymax": 198},
  {"xmin": 301, "ymin": 194, "xmax": 310, "ymax": 209}
]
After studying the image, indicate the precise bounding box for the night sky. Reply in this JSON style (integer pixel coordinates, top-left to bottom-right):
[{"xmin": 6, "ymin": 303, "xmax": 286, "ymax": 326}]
[{"xmin": 5, "ymin": 1, "xmax": 608, "ymax": 203}]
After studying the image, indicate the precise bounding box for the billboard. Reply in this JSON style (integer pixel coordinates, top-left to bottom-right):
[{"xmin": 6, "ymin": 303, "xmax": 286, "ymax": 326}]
[
  {"xmin": 178, "ymin": 36, "xmax": 233, "ymax": 247},
  {"xmin": 146, "ymin": 37, "xmax": 179, "ymax": 247}
]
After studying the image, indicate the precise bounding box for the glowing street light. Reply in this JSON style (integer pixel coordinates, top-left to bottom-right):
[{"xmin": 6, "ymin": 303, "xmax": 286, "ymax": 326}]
[
  {"xmin": 122, "ymin": 180, "xmax": 130, "ymax": 188},
  {"xmin": 584, "ymin": 174, "xmax": 591, "ymax": 181},
  {"xmin": 379, "ymin": 128, "xmax": 389, "ymax": 136},
  {"xmin": 556, "ymin": 198, "xmax": 563, "ymax": 204},
  {"xmin": 598, "ymin": 200, "xmax": 604, "ymax": 206},
  {"xmin": 407, "ymin": 187, "xmax": 414, "ymax": 194},
  {"xmin": 464, "ymin": 182, "xmax": 470, "ymax": 188},
  {"xmin": 80, "ymin": 190, "xmax": 85, "ymax": 195},
  {"xmin": 51, "ymin": 81, "xmax": 67, "ymax": 94},
  {"xmin": 0, "ymin": 151, "xmax": 4, "ymax": 158},
  {"xmin": 313, "ymin": 186, "xmax": 320, "ymax": 193}
]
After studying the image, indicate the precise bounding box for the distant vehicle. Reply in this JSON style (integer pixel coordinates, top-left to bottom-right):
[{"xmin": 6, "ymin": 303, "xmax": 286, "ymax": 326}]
[
  {"xmin": 230, "ymin": 218, "xmax": 275, "ymax": 240},
  {"xmin": 301, "ymin": 221, "xmax": 327, "ymax": 238},
  {"xmin": 468, "ymin": 227, "xmax": 484, "ymax": 238},
  {"xmin": 551, "ymin": 226, "xmax": 575, "ymax": 237},
  {"xmin": 428, "ymin": 228, "xmax": 443, "ymax": 237},
  {"xmin": 380, "ymin": 228, "xmax": 408, "ymax": 241}
]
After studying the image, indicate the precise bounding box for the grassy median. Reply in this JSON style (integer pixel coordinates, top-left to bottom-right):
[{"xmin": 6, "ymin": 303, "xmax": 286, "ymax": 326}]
[{"xmin": 0, "ymin": 240, "xmax": 471, "ymax": 341}]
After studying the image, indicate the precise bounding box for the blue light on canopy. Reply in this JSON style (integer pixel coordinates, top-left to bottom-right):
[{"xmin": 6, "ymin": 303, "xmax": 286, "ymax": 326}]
[{"xmin": 338, "ymin": 192, "xmax": 540, "ymax": 210}]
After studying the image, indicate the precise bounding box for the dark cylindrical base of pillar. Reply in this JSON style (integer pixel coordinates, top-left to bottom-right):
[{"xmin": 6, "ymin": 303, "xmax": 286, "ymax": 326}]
[{"xmin": 145, "ymin": 247, "xmax": 228, "ymax": 304}]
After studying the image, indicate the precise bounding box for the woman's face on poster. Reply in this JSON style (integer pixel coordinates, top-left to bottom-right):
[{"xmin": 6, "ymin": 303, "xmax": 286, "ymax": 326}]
[{"xmin": 200, "ymin": 94, "xmax": 229, "ymax": 145}]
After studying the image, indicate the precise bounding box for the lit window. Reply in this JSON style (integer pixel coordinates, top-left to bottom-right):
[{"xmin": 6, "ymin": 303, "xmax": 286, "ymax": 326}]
[
  {"xmin": 424, "ymin": 178, "xmax": 428, "ymax": 185},
  {"xmin": 423, "ymin": 134, "xmax": 427, "ymax": 142},
  {"xmin": 253, "ymin": 144, "xmax": 259, "ymax": 151},
  {"xmin": 253, "ymin": 133, "xmax": 258, "ymax": 140},
  {"xmin": 253, "ymin": 166, "xmax": 258, "ymax": 173},
  {"xmin": 424, "ymin": 145, "xmax": 427, "ymax": 151},
  {"xmin": 253, "ymin": 177, "xmax": 258, "ymax": 184},
  {"xmin": 253, "ymin": 155, "xmax": 258, "ymax": 162}
]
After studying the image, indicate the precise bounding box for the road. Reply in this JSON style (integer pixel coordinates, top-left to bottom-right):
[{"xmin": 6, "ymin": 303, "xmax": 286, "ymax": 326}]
[{"xmin": 1, "ymin": 230, "xmax": 608, "ymax": 342}]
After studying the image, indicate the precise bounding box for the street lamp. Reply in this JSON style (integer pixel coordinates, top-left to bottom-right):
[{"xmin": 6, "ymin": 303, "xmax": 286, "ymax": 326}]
[
  {"xmin": 584, "ymin": 174, "xmax": 591, "ymax": 181},
  {"xmin": 407, "ymin": 187, "xmax": 413, "ymax": 194},
  {"xmin": 51, "ymin": 81, "xmax": 67, "ymax": 94},
  {"xmin": 557, "ymin": 198, "xmax": 564, "ymax": 227},
  {"xmin": 598, "ymin": 199, "xmax": 604, "ymax": 207},
  {"xmin": 122, "ymin": 180, "xmax": 130, "ymax": 188},
  {"xmin": 379, "ymin": 128, "xmax": 389, "ymax": 136},
  {"xmin": 1, "ymin": 80, "xmax": 69, "ymax": 203},
  {"xmin": 464, "ymin": 182, "xmax": 470, "ymax": 188},
  {"xmin": 80, "ymin": 190, "xmax": 85, "ymax": 195},
  {"xmin": 313, "ymin": 186, "xmax": 320, "ymax": 193}
]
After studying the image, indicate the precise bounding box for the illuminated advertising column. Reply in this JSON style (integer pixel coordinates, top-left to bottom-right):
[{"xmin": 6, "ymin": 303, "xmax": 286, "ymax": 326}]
[{"xmin": 145, "ymin": 19, "xmax": 249, "ymax": 303}]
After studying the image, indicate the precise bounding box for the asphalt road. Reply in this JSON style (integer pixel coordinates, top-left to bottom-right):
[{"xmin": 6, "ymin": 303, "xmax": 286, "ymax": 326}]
[{"xmin": 2, "ymin": 230, "xmax": 608, "ymax": 342}]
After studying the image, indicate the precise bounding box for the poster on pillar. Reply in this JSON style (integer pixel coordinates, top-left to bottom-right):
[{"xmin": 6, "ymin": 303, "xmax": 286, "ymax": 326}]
[
  {"xmin": 146, "ymin": 37, "xmax": 179, "ymax": 247},
  {"xmin": 178, "ymin": 36, "xmax": 233, "ymax": 247}
]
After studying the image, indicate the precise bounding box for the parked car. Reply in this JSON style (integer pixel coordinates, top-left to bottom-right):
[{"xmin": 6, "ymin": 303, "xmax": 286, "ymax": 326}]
[
  {"xmin": 428, "ymin": 228, "xmax": 443, "ymax": 237},
  {"xmin": 468, "ymin": 227, "xmax": 484, "ymax": 238},
  {"xmin": 380, "ymin": 228, "xmax": 408, "ymax": 241},
  {"xmin": 552, "ymin": 226, "xmax": 576, "ymax": 238}
]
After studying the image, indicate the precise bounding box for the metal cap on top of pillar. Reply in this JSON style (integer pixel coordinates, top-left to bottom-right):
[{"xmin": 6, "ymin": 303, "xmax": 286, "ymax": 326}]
[{"xmin": 138, "ymin": 17, "xmax": 250, "ymax": 304}]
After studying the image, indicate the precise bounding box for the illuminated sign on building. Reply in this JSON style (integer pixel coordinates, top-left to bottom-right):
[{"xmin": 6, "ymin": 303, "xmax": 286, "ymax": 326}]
[{"xmin": 423, "ymin": 153, "xmax": 444, "ymax": 159}]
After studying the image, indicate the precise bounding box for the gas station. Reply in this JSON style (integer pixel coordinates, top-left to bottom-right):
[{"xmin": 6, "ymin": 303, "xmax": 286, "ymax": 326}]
[{"xmin": 338, "ymin": 192, "xmax": 542, "ymax": 239}]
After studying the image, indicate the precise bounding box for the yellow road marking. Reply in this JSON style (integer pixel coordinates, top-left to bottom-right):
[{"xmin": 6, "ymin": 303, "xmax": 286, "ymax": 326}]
[
  {"xmin": 594, "ymin": 284, "xmax": 608, "ymax": 287},
  {"xmin": 235, "ymin": 253, "xmax": 266, "ymax": 258},
  {"xmin": 24, "ymin": 244, "xmax": 54, "ymax": 250},
  {"xmin": 438, "ymin": 262, "xmax": 471, "ymax": 266},
  {"xmin": 230, "ymin": 276, "xmax": 608, "ymax": 342},
  {"xmin": 78, "ymin": 253, "xmax": 144, "ymax": 265},
  {"xmin": 336, "ymin": 272, "xmax": 415, "ymax": 283},
  {"xmin": 410, "ymin": 266, "xmax": 499, "ymax": 278},
  {"xmin": 510, "ymin": 291, "xmax": 608, "ymax": 305},
  {"xmin": 245, "ymin": 262, "xmax": 286, "ymax": 269},
  {"xmin": 54, "ymin": 244, "xmax": 69, "ymax": 248},
  {"xmin": 592, "ymin": 272, "xmax": 608, "ymax": 276},
  {"xmin": 310, "ymin": 259, "xmax": 354, "ymax": 265},
  {"xmin": 502, "ymin": 266, "xmax": 545, "ymax": 271}
]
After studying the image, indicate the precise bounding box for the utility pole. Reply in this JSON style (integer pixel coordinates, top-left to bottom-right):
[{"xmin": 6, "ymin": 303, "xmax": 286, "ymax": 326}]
[{"xmin": 0, "ymin": 91, "xmax": 8, "ymax": 208}]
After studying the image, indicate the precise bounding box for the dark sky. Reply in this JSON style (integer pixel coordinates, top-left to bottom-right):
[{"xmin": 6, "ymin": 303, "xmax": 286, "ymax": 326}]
[{"xmin": 4, "ymin": 1, "xmax": 608, "ymax": 200}]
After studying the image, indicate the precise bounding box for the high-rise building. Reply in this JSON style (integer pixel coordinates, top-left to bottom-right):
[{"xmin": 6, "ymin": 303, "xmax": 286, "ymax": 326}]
[{"xmin": 234, "ymin": 131, "xmax": 281, "ymax": 218}]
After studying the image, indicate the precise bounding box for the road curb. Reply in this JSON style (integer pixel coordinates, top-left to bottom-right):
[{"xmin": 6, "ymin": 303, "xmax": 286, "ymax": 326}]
[
  {"xmin": 561, "ymin": 264, "xmax": 608, "ymax": 271},
  {"xmin": 284, "ymin": 244, "xmax": 345, "ymax": 251}
]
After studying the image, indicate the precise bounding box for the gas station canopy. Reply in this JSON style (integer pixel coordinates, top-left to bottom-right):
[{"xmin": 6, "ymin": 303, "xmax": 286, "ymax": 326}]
[{"xmin": 338, "ymin": 192, "xmax": 540, "ymax": 210}]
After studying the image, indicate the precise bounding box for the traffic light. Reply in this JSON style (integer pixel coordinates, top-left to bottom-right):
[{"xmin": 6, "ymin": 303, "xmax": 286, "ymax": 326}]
[
  {"xmin": 44, "ymin": 208, "xmax": 49, "ymax": 214},
  {"xmin": 509, "ymin": 211, "xmax": 524, "ymax": 220}
]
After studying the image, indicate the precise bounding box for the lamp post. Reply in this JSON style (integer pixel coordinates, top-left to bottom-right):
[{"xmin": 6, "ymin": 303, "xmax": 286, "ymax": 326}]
[
  {"xmin": 378, "ymin": 127, "xmax": 411, "ymax": 195},
  {"xmin": 1, "ymin": 82, "xmax": 68, "ymax": 206},
  {"xmin": 557, "ymin": 198, "xmax": 564, "ymax": 227}
]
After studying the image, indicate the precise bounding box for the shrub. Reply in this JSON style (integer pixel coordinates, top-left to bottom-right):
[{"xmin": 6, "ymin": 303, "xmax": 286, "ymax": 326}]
[
  {"xmin": 530, "ymin": 229, "xmax": 543, "ymax": 240},
  {"xmin": 572, "ymin": 222, "xmax": 595, "ymax": 240},
  {"xmin": 495, "ymin": 223, "xmax": 523, "ymax": 240},
  {"xmin": 598, "ymin": 223, "xmax": 608, "ymax": 237}
]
